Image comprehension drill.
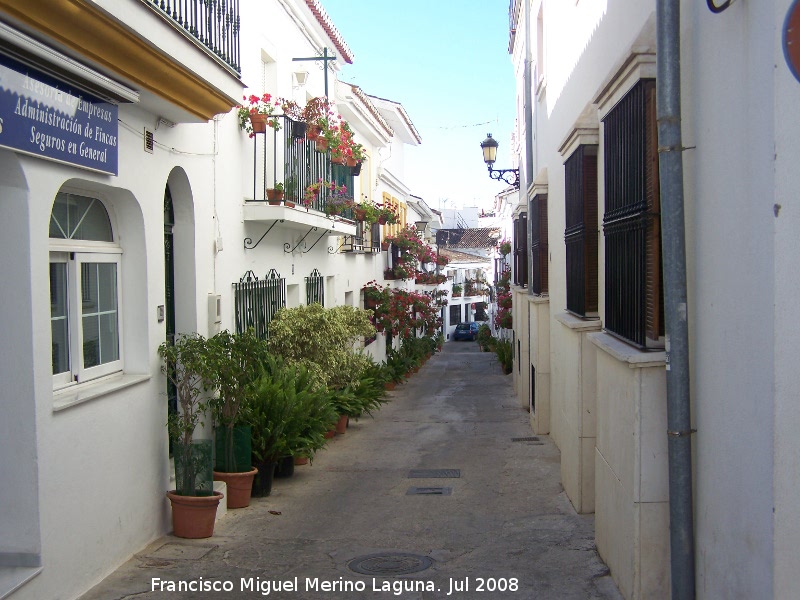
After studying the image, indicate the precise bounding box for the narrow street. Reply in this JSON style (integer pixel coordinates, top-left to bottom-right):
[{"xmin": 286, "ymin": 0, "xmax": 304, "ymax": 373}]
[{"xmin": 81, "ymin": 341, "xmax": 621, "ymax": 600}]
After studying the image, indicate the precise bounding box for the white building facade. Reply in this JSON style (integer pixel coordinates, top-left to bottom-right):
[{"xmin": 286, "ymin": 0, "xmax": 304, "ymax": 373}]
[{"xmin": 0, "ymin": 1, "xmax": 423, "ymax": 598}]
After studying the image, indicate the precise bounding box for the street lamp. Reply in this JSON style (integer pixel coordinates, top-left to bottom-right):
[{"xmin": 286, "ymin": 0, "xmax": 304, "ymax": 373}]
[{"xmin": 480, "ymin": 133, "xmax": 520, "ymax": 189}]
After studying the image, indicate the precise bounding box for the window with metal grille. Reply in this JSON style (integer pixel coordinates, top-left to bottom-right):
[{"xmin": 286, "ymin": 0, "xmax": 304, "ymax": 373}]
[
  {"xmin": 602, "ymin": 79, "xmax": 663, "ymax": 348},
  {"xmin": 513, "ymin": 214, "xmax": 528, "ymax": 287},
  {"xmin": 530, "ymin": 194, "xmax": 548, "ymax": 295},
  {"xmin": 234, "ymin": 269, "xmax": 286, "ymax": 339},
  {"xmin": 305, "ymin": 269, "xmax": 324, "ymax": 305},
  {"xmin": 564, "ymin": 145, "xmax": 599, "ymax": 317}
]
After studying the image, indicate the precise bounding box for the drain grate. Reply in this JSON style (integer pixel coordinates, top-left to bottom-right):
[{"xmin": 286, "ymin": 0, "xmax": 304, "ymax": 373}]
[
  {"xmin": 407, "ymin": 487, "xmax": 452, "ymax": 495},
  {"xmin": 348, "ymin": 552, "xmax": 434, "ymax": 576},
  {"xmin": 511, "ymin": 436, "xmax": 540, "ymax": 442},
  {"xmin": 408, "ymin": 468, "xmax": 460, "ymax": 478}
]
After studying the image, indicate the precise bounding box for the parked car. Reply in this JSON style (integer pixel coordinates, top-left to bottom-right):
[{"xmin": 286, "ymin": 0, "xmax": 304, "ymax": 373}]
[{"xmin": 453, "ymin": 322, "xmax": 479, "ymax": 341}]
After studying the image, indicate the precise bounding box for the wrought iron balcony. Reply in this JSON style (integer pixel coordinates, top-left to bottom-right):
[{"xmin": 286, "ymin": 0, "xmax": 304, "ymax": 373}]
[
  {"xmin": 145, "ymin": 0, "xmax": 241, "ymax": 74},
  {"xmin": 243, "ymin": 116, "xmax": 360, "ymax": 246}
]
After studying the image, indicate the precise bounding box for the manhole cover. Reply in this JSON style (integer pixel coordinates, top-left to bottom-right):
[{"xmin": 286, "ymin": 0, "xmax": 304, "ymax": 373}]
[
  {"xmin": 347, "ymin": 552, "xmax": 434, "ymax": 576},
  {"xmin": 511, "ymin": 436, "xmax": 540, "ymax": 442},
  {"xmin": 408, "ymin": 469, "xmax": 460, "ymax": 478},
  {"xmin": 406, "ymin": 487, "xmax": 452, "ymax": 495}
]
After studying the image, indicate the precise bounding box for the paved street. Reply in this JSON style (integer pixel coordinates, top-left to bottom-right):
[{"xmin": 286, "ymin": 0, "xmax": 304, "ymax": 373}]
[{"xmin": 80, "ymin": 341, "xmax": 622, "ymax": 600}]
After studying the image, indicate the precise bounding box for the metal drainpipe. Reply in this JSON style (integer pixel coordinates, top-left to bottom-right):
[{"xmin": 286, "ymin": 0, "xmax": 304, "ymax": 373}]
[
  {"xmin": 523, "ymin": 0, "xmax": 535, "ymax": 294},
  {"xmin": 656, "ymin": 1, "xmax": 696, "ymax": 598}
]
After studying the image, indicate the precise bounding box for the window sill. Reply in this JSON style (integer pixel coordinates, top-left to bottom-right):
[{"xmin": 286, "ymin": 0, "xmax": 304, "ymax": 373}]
[
  {"xmin": 555, "ymin": 311, "xmax": 602, "ymax": 332},
  {"xmin": 587, "ymin": 331, "xmax": 666, "ymax": 369},
  {"xmin": 0, "ymin": 566, "xmax": 42, "ymax": 600},
  {"xmin": 527, "ymin": 294, "xmax": 549, "ymax": 305},
  {"xmin": 53, "ymin": 372, "xmax": 151, "ymax": 412}
]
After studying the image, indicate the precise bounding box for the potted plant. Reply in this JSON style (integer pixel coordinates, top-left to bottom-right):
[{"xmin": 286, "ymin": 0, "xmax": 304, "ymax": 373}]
[
  {"xmin": 237, "ymin": 93, "xmax": 281, "ymax": 137},
  {"xmin": 158, "ymin": 334, "xmax": 223, "ymax": 539},
  {"xmin": 452, "ymin": 283, "xmax": 463, "ymax": 297},
  {"xmin": 325, "ymin": 195, "xmax": 354, "ymax": 217},
  {"xmin": 350, "ymin": 143, "xmax": 367, "ymax": 174},
  {"xmin": 279, "ymin": 362, "xmax": 336, "ymax": 468},
  {"xmin": 499, "ymin": 238, "xmax": 512, "ymax": 256},
  {"xmin": 301, "ymin": 96, "xmax": 332, "ymax": 140},
  {"xmin": 266, "ymin": 182, "xmax": 284, "ymax": 204},
  {"xmin": 204, "ymin": 330, "xmax": 266, "ymax": 509},
  {"xmin": 246, "ymin": 356, "xmax": 295, "ymax": 497}
]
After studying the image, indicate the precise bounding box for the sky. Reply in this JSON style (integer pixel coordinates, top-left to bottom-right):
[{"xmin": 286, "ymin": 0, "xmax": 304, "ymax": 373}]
[{"xmin": 321, "ymin": 0, "xmax": 517, "ymax": 213}]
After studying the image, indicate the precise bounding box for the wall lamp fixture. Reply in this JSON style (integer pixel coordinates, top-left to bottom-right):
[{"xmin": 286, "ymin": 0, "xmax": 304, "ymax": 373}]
[{"xmin": 480, "ymin": 133, "xmax": 520, "ymax": 189}]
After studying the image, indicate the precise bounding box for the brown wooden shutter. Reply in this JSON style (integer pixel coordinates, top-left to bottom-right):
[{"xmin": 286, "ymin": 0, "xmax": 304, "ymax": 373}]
[
  {"xmin": 644, "ymin": 81, "xmax": 663, "ymax": 342},
  {"xmin": 531, "ymin": 194, "xmax": 548, "ymax": 295},
  {"xmin": 583, "ymin": 148, "xmax": 599, "ymax": 314}
]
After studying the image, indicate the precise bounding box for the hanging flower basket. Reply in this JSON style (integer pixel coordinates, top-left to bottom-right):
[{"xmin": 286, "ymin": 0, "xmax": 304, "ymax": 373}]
[
  {"xmin": 354, "ymin": 208, "xmax": 367, "ymax": 221},
  {"xmin": 351, "ymin": 162, "xmax": 362, "ymax": 176},
  {"xmin": 315, "ymin": 138, "xmax": 328, "ymax": 152},
  {"xmin": 346, "ymin": 156, "xmax": 358, "ymax": 167},
  {"xmin": 291, "ymin": 120, "xmax": 307, "ymax": 140}
]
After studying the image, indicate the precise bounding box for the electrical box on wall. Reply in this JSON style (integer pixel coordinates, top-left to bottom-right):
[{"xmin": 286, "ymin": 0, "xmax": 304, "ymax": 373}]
[{"xmin": 208, "ymin": 294, "xmax": 222, "ymax": 335}]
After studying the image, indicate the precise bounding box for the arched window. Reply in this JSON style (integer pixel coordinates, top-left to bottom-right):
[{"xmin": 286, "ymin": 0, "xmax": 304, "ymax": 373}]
[{"xmin": 50, "ymin": 192, "xmax": 122, "ymax": 388}]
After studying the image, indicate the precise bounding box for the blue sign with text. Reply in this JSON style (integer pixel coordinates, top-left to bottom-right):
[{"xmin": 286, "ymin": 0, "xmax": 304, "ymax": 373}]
[{"xmin": 0, "ymin": 53, "xmax": 118, "ymax": 175}]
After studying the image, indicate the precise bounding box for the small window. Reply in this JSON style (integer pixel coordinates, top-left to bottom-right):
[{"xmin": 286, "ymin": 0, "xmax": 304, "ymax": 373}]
[{"xmin": 49, "ymin": 193, "xmax": 122, "ymax": 388}]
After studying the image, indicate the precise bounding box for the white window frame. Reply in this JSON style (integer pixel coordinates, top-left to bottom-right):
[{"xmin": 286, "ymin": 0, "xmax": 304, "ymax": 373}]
[{"xmin": 50, "ymin": 241, "xmax": 123, "ymax": 390}]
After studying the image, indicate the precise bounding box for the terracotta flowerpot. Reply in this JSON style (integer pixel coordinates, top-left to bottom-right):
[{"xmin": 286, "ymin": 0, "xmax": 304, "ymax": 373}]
[
  {"xmin": 354, "ymin": 208, "xmax": 367, "ymax": 221},
  {"xmin": 381, "ymin": 241, "xmax": 390, "ymax": 251},
  {"xmin": 213, "ymin": 468, "xmax": 258, "ymax": 509},
  {"xmin": 266, "ymin": 189, "xmax": 284, "ymax": 202},
  {"xmin": 346, "ymin": 156, "xmax": 357, "ymax": 167},
  {"xmin": 384, "ymin": 381, "xmax": 396, "ymax": 391},
  {"xmin": 166, "ymin": 490, "xmax": 224, "ymax": 539},
  {"xmin": 250, "ymin": 113, "xmax": 268, "ymax": 134},
  {"xmin": 378, "ymin": 215, "xmax": 387, "ymax": 225},
  {"xmin": 306, "ymin": 124, "xmax": 322, "ymax": 141},
  {"xmin": 284, "ymin": 201, "xmax": 296, "ymax": 208},
  {"xmin": 332, "ymin": 155, "xmax": 347, "ymax": 165},
  {"xmin": 335, "ymin": 414, "xmax": 349, "ymax": 435},
  {"xmin": 324, "ymin": 430, "xmax": 335, "ymax": 439},
  {"xmin": 294, "ymin": 456, "xmax": 309, "ymax": 466},
  {"xmin": 315, "ymin": 138, "xmax": 328, "ymax": 152}
]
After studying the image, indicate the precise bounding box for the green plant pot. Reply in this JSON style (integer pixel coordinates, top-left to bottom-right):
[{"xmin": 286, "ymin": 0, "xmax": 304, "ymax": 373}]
[
  {"xmin": 214, "ymin": 425, "xmax": 252, "ymax": 473},
  {"xmin": 174, "ymin": 438, "xmax": 214, "ymax": 497}
]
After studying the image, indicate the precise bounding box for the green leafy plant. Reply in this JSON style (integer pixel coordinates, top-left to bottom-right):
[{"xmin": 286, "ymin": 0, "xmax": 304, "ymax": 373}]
[
  {"xmin": 266, "ymin": 304, "xmax": 375, "ymax": 390},
  {"xmin": 476, "ymin": 324, "xmax": 495, "ymax": 352},
  {"xmin": 499, "ymin": 238, "xmax": 512, "ymax": 256},
  {"xmin": 158, "ymin": 333, "xmax": 212, "ymax": 496},
  {"xmin": 494, "ymin": 338, "xmax": 514, "ymax": 374},
  {"xmin": 203, "ymin": 329, "xmax": 268, "ymax": 472}
]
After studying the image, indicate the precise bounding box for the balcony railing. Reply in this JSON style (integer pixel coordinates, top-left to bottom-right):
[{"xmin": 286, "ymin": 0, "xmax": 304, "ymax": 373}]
[
  {"xmin": 251, "ymin": 116, "xmax": 355, "ymax": 215},
  {"xmin": 146, "ymin": 0, "xmax": 241, "ymax": 75}
]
